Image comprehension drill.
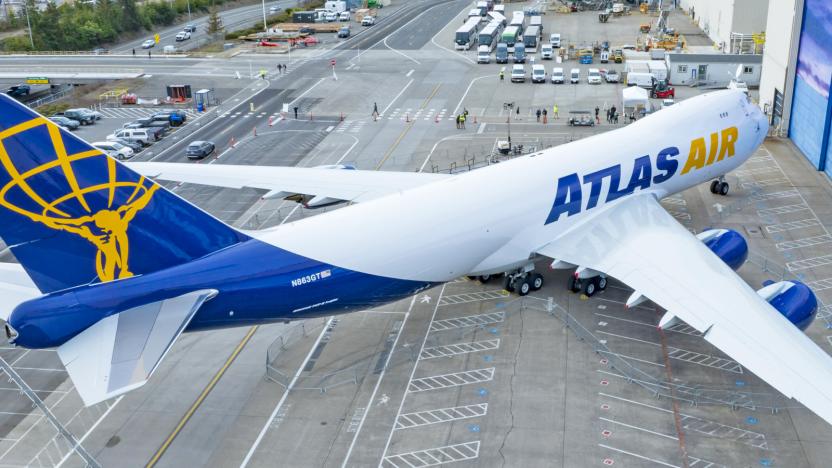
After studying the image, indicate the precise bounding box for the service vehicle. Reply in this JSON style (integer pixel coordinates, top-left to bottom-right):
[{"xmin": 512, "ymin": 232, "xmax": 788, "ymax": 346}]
[
  {"xmin": 513, "ymin": 43, "xmax": 526, "ymax": 63},
  {"xmin": 495, "ymin": 42, "xmax": 509, "ymax": 63},
  {"xmin": 455, "ymin": 17, "xmax": 481, "ymax": 50},
  {"xmin": 570, "ymin": 68, "xmax": 580, "ymax": 84},
  {"xmin": 599, "ymin": 50, "xmax": 609, "ymax": 63},
  {"xmin": 604, "ymin": 69, "xmax": 620, "ymax": 83},
  {"xmin": 531, "ymin": 64, "xmax": 546, "ymax": 83},
  {"xmin": 613, "ymin": 49, "xmax": 623, "ymax": 63},
  {"xmin": 339, "ymin": 11, "xmax": 350, "ymax": 21},
  {"xmin": 361, "ymin": 15, "xmax": 375, "ymax": 26},
  {"xmin": 651, "ymin": 80, "xmax": 675, "ymax": 99},
  {"xmin": 186, "ymin": 141, "xmax": 216, "ymax": 160},
  {"xmin": 510, "ymin": 64, "xmax": 526, "ymax": 83},
  {"xmin": 551, "ymin": 67, "xmax": 564, "ymax": 83},
  {"xmin": 468, "ymin": 8, "xmax": 481, "ymax": 20},
  {"xmin": 549, "ymin": 33, "xmax": 561, "ymax": 48},
  {"xmin": 501, "ymin": 25, "xmax": 520, "ymax": 50},
  {"xmin": 477, "ymin": 21, "xmax": 502, "ymax": 51},
  {"xmin": 540, "ymin": 43, "xmax": 554, "ymax": 59},
  {"xmin": 626, "ymin": 71, "xmax": 654, "ymax": 88},
  {"xmin": 578, "ymin": 48, "xmax": 593, "ymax": 64},
  {"xmin": 141, "ymin": 39, "xmax": 155, "ymax": 49},
  {"xmin": 587, "ymin": 68, "xmax": 602, "ymax": 84},
  {"xmin": 477, "ymin": 45, "xmax": 491, "ymax": 63},
  {"xmin": 523, "ymin": 25, "xmax": 539, "ymax": 49},
  {"xmin": 568, "ymin": 110, "xmax": 595, "ymax": 126},
  {"xmin": 175, "ymin": 31, "xmax": 191, "ymax": 41},
  {"xmin": 325, "ymin": 12, "xmax": 337, "ymax": 22}
]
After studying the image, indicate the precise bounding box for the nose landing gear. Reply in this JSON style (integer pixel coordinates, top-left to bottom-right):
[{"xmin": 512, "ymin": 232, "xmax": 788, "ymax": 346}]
[{"xmin": 710, "ymin": 176, "xmax": 729, "ymax": 196}]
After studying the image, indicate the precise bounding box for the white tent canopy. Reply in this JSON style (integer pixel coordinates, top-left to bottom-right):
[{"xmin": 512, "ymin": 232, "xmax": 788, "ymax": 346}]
[{"xmin": 622, "ymin": 86, "xmax": 649, "ymax": 109}]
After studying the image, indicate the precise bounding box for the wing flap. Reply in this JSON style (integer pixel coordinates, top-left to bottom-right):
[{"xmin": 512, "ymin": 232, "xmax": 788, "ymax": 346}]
[
  {"xmin": 57, "ymin": 289, "xmax": 216, "ymax": 406},
  {"xmin": 0, "ymin": 263, "xmax": 40, "ymax": 321},
  {"xmin": 537, "ymin": 194, "xmax": 832, "ymax": 424},
  {"xmin": 128, "ymin": 162, "xmax": 449, "ymax": 204}
]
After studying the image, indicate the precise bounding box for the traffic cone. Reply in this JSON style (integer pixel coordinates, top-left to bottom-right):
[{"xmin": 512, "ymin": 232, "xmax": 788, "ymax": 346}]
[{"xmin": 406, "ymin": 112, "xmax": 410, "ymax": 123}]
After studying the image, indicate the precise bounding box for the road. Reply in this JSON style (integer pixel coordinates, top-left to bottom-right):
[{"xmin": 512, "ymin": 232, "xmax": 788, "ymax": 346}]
[{"xmin": 112, "ymin": 0, "xmax": 298, "ymax": 54}]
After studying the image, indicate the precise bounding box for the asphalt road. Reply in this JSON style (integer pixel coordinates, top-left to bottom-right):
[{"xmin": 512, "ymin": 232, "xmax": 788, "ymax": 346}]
[{"xmin": 112, "ymin": 0, "xmax": 299, "ymax": 54}]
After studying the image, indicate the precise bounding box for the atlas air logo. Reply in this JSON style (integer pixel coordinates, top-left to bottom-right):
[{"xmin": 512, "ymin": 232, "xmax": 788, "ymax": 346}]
[
  {"xmin": 0, "ymin": 117, "xmax": 158, "ymax": 282},
  {"xmin": 546, "ymin": 126, "xmax": 738, "ymax": 224}
]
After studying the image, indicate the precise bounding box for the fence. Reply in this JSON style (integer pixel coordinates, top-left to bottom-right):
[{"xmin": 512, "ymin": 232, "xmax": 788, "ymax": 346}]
[
  {"xmin": 28, "ymin": 84, "xmax": 74, "ymax": 109},
  {"xmin": 265, "ymin": 321, "xmax": 315, "ymax": 387},
  {"xmin": 519, "ymin": 296, "xmax": 803, "ymax": 413}
]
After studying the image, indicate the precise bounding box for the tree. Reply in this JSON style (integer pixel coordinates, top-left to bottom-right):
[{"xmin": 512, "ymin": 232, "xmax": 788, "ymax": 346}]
[
  {"xmin": 118, "ymin": 0, "xmax": 143, "ymax": 33},
  {"xmin": 206, "ymin": 5, "xmax": 223, "ymax": 35}
]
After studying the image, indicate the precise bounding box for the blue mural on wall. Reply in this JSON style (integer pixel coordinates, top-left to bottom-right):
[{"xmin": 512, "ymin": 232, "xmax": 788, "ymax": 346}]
[{"xmin": 790, "ymin": 0, "xmax": 832, "ymax": 174}]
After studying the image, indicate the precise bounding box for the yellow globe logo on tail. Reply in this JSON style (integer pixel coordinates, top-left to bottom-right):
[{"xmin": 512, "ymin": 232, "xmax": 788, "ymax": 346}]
[{"xmin": 0, "ymin": 117, "xmax": 158, "ymax": 282}]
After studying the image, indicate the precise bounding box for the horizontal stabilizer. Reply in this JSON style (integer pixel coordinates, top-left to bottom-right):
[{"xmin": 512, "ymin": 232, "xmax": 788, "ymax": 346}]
[{"xmin": 57, "ymin": 289, "xmax": 216, "ymax": 406}]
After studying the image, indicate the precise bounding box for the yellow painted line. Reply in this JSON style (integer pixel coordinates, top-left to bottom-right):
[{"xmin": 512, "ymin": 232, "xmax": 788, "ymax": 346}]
[
  {"xmin": 146, "ymin": 326, "xmax": 258, "ymax": 468},
  {"xmin": 375, "ymin": 85, "xmax": 441, "ymax": 171}
]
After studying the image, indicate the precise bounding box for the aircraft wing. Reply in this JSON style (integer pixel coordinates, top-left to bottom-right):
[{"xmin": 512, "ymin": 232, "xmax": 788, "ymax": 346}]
[
  {"xmin": 57, "ymin": 290, "xmax": 216, "ymax": 406},
  {"xmin": 128, "ymin": 162, "xmax": 449, "ymax": 204},
  {"xmin": 536, "ymin": 193, "xmax": 832, "ymax": 425}
]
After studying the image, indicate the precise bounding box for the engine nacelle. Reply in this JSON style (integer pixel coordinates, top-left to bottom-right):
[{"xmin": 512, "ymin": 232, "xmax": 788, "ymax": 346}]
[
  {"xmin": 757, "ymin": 280, "xmax": 818, "ymax": 331},
  {"xmin": 696, "ymin": 228, "xmax": 748, "ymax": 271}
]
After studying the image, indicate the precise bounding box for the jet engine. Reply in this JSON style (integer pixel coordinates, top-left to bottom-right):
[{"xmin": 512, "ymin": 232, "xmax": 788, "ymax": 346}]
[
  {"xmin": 697, "ymin": 228, "xmax": 748, "ymax": 271},
  {"xmin": 757, "ymin": 280, "xmax": 818, "ymax": 331}
]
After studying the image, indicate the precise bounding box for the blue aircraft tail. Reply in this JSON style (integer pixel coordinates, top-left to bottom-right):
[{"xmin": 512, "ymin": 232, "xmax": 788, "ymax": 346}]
[{"xmin": 0, "ymin": 94, "xmax": 249, "ymax": 293}]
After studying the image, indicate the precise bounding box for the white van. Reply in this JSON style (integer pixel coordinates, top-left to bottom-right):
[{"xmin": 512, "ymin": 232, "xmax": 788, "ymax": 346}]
[
  {"xmin": 626, "ymin": 71, "xmax": 654, "ymax": 88},
  {"xmin": 511, "ymin": 64, "xmax": 526, "ymax": 83},
  {"xmin": 551, "ymin": 67, "xmax": 564, "ymax": 83},
  {"xmin": 477, "ymin": 45, "xmax": 491, "ymax": 64},
  {"xmin": 540, "ymin": 43, "xmax": 554, "ymax": 59},
  {"xmin": 111, "ymin": 128, "xmax": 155, "ymax": 146},
  {"xmin": 549, "ymin": 33, "xmax": 561, "ymax": 48},
  {"xmin": 587, "ymin": 68, "xmax": 602, "ymax": 84},
  {"xmin": 570, "ymin": 68, "xmax": 580, "ymax": 84},
  {"xmin": 531, "ymin": 64, "xmax": 546, "ymax": 83}
]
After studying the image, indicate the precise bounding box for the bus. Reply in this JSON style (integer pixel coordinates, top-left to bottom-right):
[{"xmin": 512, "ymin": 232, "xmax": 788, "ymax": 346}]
[
  {"xmin": 523, "ymin": 26, "xmax": 540, "ymax": 49},
  {"xmin": 501, "ymin": 25, "xmax": 521, "ymax": 48},
  {"xmin": 530, "ymin": 15, "xmax": 543, "ymax": 36},
  {"xmin": 510, "ymin": 11, "xmax": 525, "ymax": 34},
  {"xmin": 455, "ymin": 17, "xmax": 482, "ymax": 50},
  {"xmin": 478, "ymin": 21, "xmax": 502, "ymax": 51}
]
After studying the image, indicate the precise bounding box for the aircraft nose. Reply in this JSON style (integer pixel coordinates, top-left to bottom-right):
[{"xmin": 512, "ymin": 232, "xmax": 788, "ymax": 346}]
[{"xmin": 752, "ymin": 103, "xmax": 769, "ymax": 143}]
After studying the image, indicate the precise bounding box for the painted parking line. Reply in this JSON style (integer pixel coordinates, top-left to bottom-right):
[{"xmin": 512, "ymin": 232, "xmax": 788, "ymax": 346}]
[
  {"xmin": 749, "ymin": 189, "xmax": 800, "ymax": 201},
  {"xmin": 438, "ymin": 290, "xmax": 509, "ymax": 306},
  {"xmin": 407, "ymin": 368, "xmax": 495, "ymax": 393},
  {"xmin": 599, "ymin": 416, "xmax": 678, "ymax": 440},
  {"xmin": 764, "ymin": 218, "xmax": 821, "ymax": 233},
  {"xmin": 381, "ymin": 441, "xmax": 480, "ymax": 468},
  {"xmin": 395, "ymin": 403, "xmax": 487, "ymax": 430},
  {"xmin": 756, "ymin": 203, "xmax": 809, "ymax": 216},
  {"xmin": 420, "ymin": 339, "xmax": 500, "ymax": 360},
  {"xmin": 596, "ymin": 330, "xmax": 742, "ymax": 373},
  {"xmin": 808, "ymin": 277, "xmax": 832, "ymax": 292},
  {"xmin": 429, "ymin": 311, "xmax": 505, "ymax": 332},
  {"xmin": 594, "ymin": 312, "xmax": 702, "ymax": 337},
  {"xmin": 776, "ymin": 234, "xmax": 832, "ymax": 251},
  {"xmin": 787, "ymin": 254, "xmax": 832, "ymax": 272},
  {"xmin": 740, "ymin": 178, "xmax": 791, "ymax": 189}
]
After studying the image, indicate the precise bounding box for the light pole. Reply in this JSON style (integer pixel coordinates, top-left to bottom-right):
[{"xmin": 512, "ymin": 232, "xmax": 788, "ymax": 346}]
[
  {"xmin": 23, "ymin": 3, "xmax": 34, "ymax": 49},
  {"xmin": 261, "ymin": 0, "xmax": 268, "ymax": 31},
  {"xmin": 187, "ymin": 0, "xmax": 192, "ymax": 22}
]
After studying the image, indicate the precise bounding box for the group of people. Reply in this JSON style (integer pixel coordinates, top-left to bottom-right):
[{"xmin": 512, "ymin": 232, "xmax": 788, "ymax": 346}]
[
  {"xmin": 456, "ymin": 109, "xmax": 469, "ymax": 129},
  {"xmin": 276, "ymin": 63, "xmax": 288, "ymax": 74},
  {"xmin": 525, "ymin": 105, "xmax": 559, "ymax": 122},
  {"xmin": 591, "ymin": 105, "xmax": 620, "ymax": 124}
]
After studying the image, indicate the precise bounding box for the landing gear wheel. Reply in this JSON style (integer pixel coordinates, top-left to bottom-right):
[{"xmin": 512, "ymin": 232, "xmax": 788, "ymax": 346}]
[
  {"xmin": 517, "ymin": 278, "xmax": 531, "ymax": 296},
  {"xmin": 503, "ymin": 275, "xmax": 516, "ymax": 293},
  {"xmin": 479, "ymin": 274, "xmax": 492, "ymax": 283},
  {"xmin": 598, "ymin": 276, "xmax": 607, "ymax": 291},
  {"xmin": 583, "ymin": 279, "xmax": 597, "ymax": 297},
  {"xmin": 719, "ymin": 182, "xmax": 729, "ymax": 196},
  {"xmin": 710, "ymin": 180, "xmax": 720, "ymax": 194},
  {"xmin": 531, "ymin": 273, "xmax": 544, "ymax": 290}
]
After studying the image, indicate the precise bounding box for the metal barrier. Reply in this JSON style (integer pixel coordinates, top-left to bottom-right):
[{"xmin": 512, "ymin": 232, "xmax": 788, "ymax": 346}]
[
  {"xmin": 265, "ymin": 321, "xmax": 313, "ymax": 387},
  {"xmin": 519, "ymin": 296, "xmax": 803, "ymax": 413},
  {"xmin": 293, "ymin": 365, "xmax": 361, "ymax": 393},
  {"xmin": 28, "ymin": 84, "xmax": 74, "ymax": 108}
]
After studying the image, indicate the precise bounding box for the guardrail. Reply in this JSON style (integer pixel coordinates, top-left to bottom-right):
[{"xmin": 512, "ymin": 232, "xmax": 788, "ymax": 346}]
[{"xmin": 29, "ymin": 84, "xmax": 74, "ymax": 108}]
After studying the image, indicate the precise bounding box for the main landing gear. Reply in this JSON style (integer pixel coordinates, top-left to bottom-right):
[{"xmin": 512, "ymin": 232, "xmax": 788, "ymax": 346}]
[
  {"xmin": 567, "ymin": 274, "xmax": 607, "ymax": 297},
  {"xmin": 472, "ymin": 267, "xmax": 544, "ymax": 296},
  {"xmin": 709, "ymin": 176, "xmax": 729, "ymax": 196}
]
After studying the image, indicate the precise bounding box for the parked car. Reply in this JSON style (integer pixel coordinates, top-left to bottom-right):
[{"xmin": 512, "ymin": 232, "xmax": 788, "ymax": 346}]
[
  {"xmin": 151, "ymin": 110, "xmax": 188, "ymax": 125},
  {"xmin": 186, "ymin": 141, "xmax": 215, "ymax": 160},
  {"xmin": 111, "ymin": 128, "xmax": 156, "ymax": 146},
  {"xmin": 184, "ymin": 23, "xmax": 197, "ymax": 32},
  {"xmin": 338, "ymin": 27, "xmax": 350, "ymax": 38},
  {"xmin": 141, "ymin": 39, "xmax": 156, "ymax": 49},
  {"xmin": 58, "ymin": 109, "xmax": 95, "ymax": 125},
  {"xmin": 361, "ymin": 15, "xmax": 375, "ymax": 26},
  {"xmin": 49, "ymin": 116, "xmax": 80, "ymax": 130},
  {"xmin": 510, "ymin": 64, "xmax": 526, "ymax": 83},
  {"xmin": 6, "ymin": 84, "xmax": 30, "ymax": 97},
  {"xmin": 604, "ymin": 69, "xmax": 620, "ymax": 83},
  {"xmin": 135, "ymin": 118, "xmax": 171, "ymax": 134},
  {"xmin": 175, "ymin": 31, "xmax": 191, "ymax": 41},
  {"xmin": 339, "ymin": 11, "xmax": 350, "ymax": 21},
  {"xmin": 92, "ymin": 141, "xmax": 134, "ymax": 160},
  {"xmin": 104, "ymin": 136, "xmax": 143, "ymax": 153}
]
